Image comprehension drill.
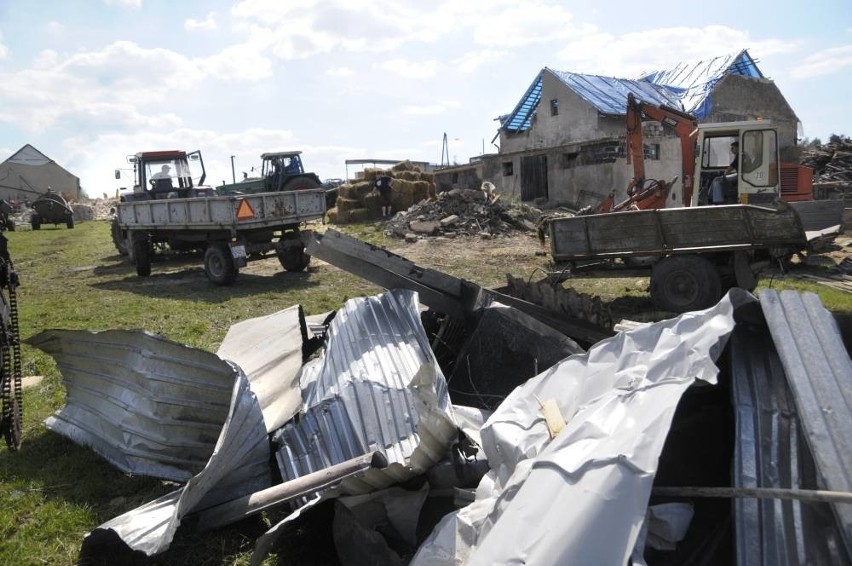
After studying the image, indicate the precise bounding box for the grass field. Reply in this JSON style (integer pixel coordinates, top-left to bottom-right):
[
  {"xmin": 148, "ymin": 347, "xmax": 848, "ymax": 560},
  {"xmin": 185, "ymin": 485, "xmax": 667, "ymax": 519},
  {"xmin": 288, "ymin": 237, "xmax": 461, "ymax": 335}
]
[{"xmin": 1, "ymin": 216, "xmax": 850, "ymax": 565}]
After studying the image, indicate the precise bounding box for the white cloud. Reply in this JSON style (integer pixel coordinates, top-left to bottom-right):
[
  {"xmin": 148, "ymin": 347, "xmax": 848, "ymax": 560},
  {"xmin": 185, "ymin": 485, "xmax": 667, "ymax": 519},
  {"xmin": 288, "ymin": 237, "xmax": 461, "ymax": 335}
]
[
  {"xmin": 376, "ymin": 58, "xmax": 439, "ymax": 79},
  {"xmin": 103, "ymin": 0, "xmax": 142, "ymax": 8},
  {"xmin": 556, "ymin": 26, "xmax": 799, "ymax": 77},
  {"xmin": 46, "ymin": 21, "xmax": 65, "ymax": 34},
  {"xmin": 0, "ymin": 32, "xmax": 7, "ymax": 60},
  {"xmin": 403, "ymin": 101, "xmax": 460, "ymax": 116},
  {"xmin": 326, "ymin": 66, "xmax": 354, "ymax": 78},
  {"xmin": 790, "ymin": 45, "xmax": 852, "ymax": 79},
  {"xmin": 453, "ymin": 49, "xmax": 509, "ymax": 74},
  {"xmin": 185, "ymin": 13, "xmax": 218, "ymax": 32}
]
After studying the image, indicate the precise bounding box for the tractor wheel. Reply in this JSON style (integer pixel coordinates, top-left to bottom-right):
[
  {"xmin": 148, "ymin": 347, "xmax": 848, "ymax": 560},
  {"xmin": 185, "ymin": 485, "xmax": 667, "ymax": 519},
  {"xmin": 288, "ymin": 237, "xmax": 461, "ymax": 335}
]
[
  {"xmin": 204, "ymin": 244, "xmax": 238, "ymax": 285},
  {"xmin": 650, "ymin": 255, "xmax": 721, "ymax": 313},
  {"xmin": 277, "ymin": 239, "xmax": 310, "ymax": 272},
  {"xmin": 31, "ymin": 215, "xmax": 41, "ymax": 230},
  {"xmin": 111, "ymin": 217, "xmax": 128, "ymax": 256},
  {"xmin": 133, "ymin": 236, "xmax": 152, "ymax": 277},
  {"xmin": 66, "ymin": 216, "xmax": 75, "ymax": 229},
  {"xmin": 282, "ymin": 176, "xmax": 321, "ymax": 192}
]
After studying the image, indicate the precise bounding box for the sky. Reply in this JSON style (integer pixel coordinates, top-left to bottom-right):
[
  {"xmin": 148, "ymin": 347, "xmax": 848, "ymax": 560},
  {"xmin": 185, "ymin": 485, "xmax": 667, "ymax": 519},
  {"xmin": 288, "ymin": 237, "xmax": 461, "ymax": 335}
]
[{"xmin": 0, "ymin": 0, "xmax": 849, "ymax": 198}]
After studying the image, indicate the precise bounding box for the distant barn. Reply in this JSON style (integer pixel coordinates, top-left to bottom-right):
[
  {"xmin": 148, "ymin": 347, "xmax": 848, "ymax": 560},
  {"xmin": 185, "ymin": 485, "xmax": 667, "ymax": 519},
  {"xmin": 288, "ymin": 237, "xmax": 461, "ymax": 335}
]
[{"xmin": 0, "ymin": 144, "xmax": 81, "ymax": 204}]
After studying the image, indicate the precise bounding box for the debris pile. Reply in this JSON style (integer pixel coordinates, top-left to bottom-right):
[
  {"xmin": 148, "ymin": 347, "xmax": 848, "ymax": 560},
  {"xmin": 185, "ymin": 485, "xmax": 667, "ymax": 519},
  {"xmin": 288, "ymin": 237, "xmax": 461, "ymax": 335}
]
[
  {"xmin": 801, "ymin": 140, "xmax": 852, "ymax": 198},
  {"xmin": 327, "ymin": 160, "xmax": 436, "ymax": 224},
  {"xmin": 385, "ymin": 188, "xmax": 542, "ymax": 240}
]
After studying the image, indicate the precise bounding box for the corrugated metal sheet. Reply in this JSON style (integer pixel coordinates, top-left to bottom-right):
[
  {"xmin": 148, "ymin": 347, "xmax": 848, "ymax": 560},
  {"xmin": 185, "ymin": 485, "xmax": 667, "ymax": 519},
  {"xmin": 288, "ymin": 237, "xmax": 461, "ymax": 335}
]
[
  {"xmin": 28, "ymin": 329, "xmax": 238, "ymax": 481},
  {"xmin": 271, "ymin": 289, "xmax": 458, "ymax": 494},
  {"xmin": 640, "ymin": 49, "xmax": 763, "ymax": 119},
  {"xmin": 411, "ymin": 290, "xmax": 747, "ymax": 565},
  {"xmin": 82, "ymin": 369, "xmax": 273, "ymax": 556},
  {"xmin": 757, "ymin": 289, "xmax": 852, "ymax": 556},
  {"xmin": 730, "ymin": 323, "xmax": 851, "ymax": 564},
  {"xmin": 216, "ymin": 305, "xmax": 306, "ymax": 433}
]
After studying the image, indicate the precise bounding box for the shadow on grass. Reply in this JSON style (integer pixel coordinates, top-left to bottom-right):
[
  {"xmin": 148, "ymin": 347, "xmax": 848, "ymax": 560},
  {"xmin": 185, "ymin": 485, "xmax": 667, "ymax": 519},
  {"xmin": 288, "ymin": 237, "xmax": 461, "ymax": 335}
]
[{"xmin": 91, "ymin": 258, "xmax": 322, "ymax": 302}]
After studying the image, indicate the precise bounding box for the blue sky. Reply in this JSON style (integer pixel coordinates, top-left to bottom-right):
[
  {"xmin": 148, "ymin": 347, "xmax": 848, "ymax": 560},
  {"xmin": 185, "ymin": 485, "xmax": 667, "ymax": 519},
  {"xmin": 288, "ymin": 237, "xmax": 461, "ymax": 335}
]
[{"xmin": 0, "ymin": 0, "xmax": 849, "ymax": 197}]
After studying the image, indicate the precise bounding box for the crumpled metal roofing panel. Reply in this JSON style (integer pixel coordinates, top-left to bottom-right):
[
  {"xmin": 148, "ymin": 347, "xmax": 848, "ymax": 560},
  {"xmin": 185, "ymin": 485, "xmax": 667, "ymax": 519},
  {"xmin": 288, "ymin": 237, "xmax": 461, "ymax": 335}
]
[
  {"xmin": 216, "ymin": 305, "xmax": 306, "ymax": 433},
  {"xmin": 81, "ymin": 369, "xmax": 273, "ymax": 556},
  {"xmin": 28, "ymin": 329, "xmax": 238, "ymax": 482},
  {"xmin": 272, "ymin": 289, "xmax": 457, "ymax": 494},
  {"xmin": 730, "ymin": 322, "xmax": 851, "ymax": 565},
  {"xmin": 640, "ymin": 49, "xmax": 763, "ymax": 119},
  {"xmin": 757, "ymin": 289, "xmax": 852, "ymax": 556},
  {"xmin": 411, "ymin": 290, "xmax": 749, "ymax": 565}
]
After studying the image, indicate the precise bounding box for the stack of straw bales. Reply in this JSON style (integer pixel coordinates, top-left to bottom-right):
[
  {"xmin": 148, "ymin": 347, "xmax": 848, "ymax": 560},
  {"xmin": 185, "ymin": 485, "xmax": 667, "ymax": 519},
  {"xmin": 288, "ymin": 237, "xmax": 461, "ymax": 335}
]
[{"xmin": 327, "ymin": 160, "xmax": 436, "ymax": 224}]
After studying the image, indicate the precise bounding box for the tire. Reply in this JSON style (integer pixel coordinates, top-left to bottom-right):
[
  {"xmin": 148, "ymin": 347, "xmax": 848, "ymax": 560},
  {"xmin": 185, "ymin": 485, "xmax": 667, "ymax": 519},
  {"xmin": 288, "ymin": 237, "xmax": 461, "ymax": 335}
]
[
  {"xmin": 204, "ymin": 244, "xmax": 238, "ymax": 285},
  {"xmin": 6, "ymin": 221, "xmax": 14, "ymax": 232},
  {"xmin": 277, "ymin": 239, "xmax": 310, "ymax": 272},
  {"xmin": 133, "ymin": 236, "xmax": 152, "ymax": 277},
  {"xmin": 111, "ymin": 217, "xmax": 129, "ymax": 256},
  {"xmin": 650, "ymin": 255, "xmax": 722, "ymax": 313},
  {"xmin": 66, "ymin": 216, "xmax": 74, "ymax": 229},
  {"xmin": 31, "ymin": 215, "xmax": 41, "ymax": 230},
  {"xmin": 282, "ymin": 176, "xmax": 321, "ymax": 192}
]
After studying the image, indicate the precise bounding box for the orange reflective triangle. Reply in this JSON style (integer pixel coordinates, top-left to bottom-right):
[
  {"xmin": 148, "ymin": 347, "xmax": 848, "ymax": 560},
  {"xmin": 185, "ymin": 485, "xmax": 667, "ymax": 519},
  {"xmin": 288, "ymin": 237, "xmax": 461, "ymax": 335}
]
[{"xmin": 235, "ymin": 198, "xmax": 255, "ymax": 220}]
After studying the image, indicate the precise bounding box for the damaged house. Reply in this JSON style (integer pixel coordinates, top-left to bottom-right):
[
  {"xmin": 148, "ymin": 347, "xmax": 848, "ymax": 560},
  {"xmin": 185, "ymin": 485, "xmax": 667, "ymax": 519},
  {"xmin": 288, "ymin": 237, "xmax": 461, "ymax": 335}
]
[
  {"xmin": 0, "ymin": 144, "xmax": 82, "ymax": 203},
  {"xmin": 436, "ymin": 49, "xmax": 801, "ymax": 209}
]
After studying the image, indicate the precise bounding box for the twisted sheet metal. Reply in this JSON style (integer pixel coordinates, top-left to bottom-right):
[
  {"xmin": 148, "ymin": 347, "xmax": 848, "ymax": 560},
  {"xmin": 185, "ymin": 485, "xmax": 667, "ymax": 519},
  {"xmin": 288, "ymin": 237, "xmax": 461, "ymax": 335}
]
[
  {"xmin": 758, "ymin": 289, "xmax": 852, "ymax": 557},
  {"xmin": 730, "ymin": 323, "xmax": 851, "ymax": 565},
  {"xmin": 81, "ymin": 368, "xmax": 272, "ymax": 556},
  {"xmin": 272, "ymin": 289, "xmax": 457, "ymax": 494},
  {"xmin": 28, "ymin": 329, "xmax": 238, "ymax": 481}
]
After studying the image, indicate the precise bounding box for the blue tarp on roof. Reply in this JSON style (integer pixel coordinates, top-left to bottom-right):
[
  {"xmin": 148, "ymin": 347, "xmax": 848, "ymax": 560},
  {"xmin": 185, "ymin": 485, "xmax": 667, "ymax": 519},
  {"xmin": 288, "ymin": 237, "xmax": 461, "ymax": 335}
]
[
  {"xmin": 640, "ymin": 49, "xmax": 762, "ymax": 120},
  {"xmin": 501, "ymin": 50, "xmax": 763, "ymax": 133},
  {"xmin": 501, "ymin": 69, "xmax": 682, "ymax": 133}
]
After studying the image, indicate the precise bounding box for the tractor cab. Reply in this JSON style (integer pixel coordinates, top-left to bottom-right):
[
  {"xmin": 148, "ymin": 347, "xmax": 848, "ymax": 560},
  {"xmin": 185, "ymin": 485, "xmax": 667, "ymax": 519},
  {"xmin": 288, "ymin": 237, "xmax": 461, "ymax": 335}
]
[
  {"xmin": 117, "ymin": 150, "xmax": 211, "ymax": 202},
  {"xmin": 261, "ymin": 151, "xmax": 305, "ymax": 191}
]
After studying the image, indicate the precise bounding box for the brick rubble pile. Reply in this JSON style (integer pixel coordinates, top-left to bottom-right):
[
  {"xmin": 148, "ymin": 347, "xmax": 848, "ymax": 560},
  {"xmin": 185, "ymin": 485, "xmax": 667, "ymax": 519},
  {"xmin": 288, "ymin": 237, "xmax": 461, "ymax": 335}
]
[{"xmin": 384, "ymin": 188, "xmax": 542, "ymax": 241}]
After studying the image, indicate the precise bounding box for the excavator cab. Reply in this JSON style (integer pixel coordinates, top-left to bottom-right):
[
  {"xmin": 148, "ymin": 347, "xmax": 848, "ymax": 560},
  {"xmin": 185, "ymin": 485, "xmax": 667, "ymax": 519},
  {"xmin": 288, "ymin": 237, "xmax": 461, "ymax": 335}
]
[{"xmin": 694, "ymin": 125, "xmax": 779, "ymax": 206}]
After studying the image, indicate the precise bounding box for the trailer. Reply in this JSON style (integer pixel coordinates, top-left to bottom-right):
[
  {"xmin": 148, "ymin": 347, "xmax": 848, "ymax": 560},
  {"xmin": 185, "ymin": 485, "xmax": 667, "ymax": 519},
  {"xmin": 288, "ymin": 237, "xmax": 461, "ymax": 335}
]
[
  {"xmin": 114, "ymin": 188, "xmax": 326, "ymax": 284},
  {"xmin": 545, "ymin": 202, "xmax": 808, "ymax": 312}
]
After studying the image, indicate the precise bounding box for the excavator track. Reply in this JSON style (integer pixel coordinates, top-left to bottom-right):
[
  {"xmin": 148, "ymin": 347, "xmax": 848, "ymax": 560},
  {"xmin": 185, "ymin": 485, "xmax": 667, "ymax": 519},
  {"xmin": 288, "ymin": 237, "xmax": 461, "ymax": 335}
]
[{"xmin": 0, "ymin": 233, "xmax": 22, "ymax": 450}]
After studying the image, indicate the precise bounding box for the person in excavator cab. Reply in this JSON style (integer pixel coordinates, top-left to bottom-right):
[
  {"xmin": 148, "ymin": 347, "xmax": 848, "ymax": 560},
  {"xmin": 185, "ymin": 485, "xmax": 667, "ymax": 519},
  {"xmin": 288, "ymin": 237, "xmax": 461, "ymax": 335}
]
[{"xmin": 709, "ymin": 141, "xmax": 739, "ymax": 205}]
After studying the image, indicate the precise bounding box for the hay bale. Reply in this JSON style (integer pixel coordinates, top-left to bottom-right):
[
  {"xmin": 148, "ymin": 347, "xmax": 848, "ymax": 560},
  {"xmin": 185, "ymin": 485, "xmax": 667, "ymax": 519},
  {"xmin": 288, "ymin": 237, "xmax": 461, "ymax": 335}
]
[
  {"xmin": 335, "ymin": 197, "xmax": 362, "ymax": 212},
  {"xmin": 413, "ymin": 181, "xmax": 431, "ymax": 200},
  {"xmin": 363, "ymin": 191, "xmax": 383, "ymax": 212},
  {"xmin": 362, "ymin": 168, "xmax": 388, "ymax": 182},
  {"xmin": 419, "ymin": 172, "xmax": 434, "ymax": 183},
  {"xmin": 392, "ymin": 179, "xmax": 417, "ymax": 198},
  {"xmin": 398, "ymin": 170, "xmax": 420, "ymax": 181},
  {"xmin": 350, "ymin": 181, "xmax": 374, "ymax": 199},
  {"xmin": 347, "ymin": 208, "xmax": 371, "ymax": 223},
  {"xmin": 391, "ymin": 160, "xmax": 416, "ymax": 172}
]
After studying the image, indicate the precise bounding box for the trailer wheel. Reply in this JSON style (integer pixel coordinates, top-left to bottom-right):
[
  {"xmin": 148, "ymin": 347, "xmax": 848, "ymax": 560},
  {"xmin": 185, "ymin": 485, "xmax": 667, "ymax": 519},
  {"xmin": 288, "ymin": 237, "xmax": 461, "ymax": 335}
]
[
  {"xmin": 133, "ymin": 236, "xmax": 152, "ymax": 277},
  {"xmin": 31, "ymin": 215, "xmax": 41, "ymax": 230},
  {"xmin": 111, "ymin": 218, "xmax": 128, "ymax": 256},
  {"xmin": 650, "ymin": 255, "xmax": 721, "ymax": 313},
  {"xmin": 277, "ymin": 240, "xmax": 310, "ymax": 272},
  {"xmin": 204, "ymin": 244, "xmax": 238, "ymax": 285}
]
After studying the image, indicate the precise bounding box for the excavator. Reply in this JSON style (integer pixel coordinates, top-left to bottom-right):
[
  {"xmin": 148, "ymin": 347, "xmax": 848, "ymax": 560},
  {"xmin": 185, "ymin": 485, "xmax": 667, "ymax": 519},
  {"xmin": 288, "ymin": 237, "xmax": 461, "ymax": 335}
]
[{"xmin": 595, "ymin": 93, "xmax": 813, "ymax": 213}]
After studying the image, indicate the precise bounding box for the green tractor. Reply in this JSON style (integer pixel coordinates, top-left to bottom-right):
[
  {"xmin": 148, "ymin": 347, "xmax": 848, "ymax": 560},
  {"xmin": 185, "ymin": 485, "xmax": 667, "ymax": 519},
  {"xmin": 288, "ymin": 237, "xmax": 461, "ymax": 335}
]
[{"xmin": 216, "ymin": 151, "xmax": 323, "ymax": 196}]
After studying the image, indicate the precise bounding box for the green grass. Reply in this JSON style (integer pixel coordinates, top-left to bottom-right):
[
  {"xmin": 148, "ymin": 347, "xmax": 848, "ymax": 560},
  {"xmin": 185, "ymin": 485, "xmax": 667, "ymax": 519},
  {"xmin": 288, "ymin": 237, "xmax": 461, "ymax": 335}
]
[{"xmin": 1, "ymin": 218, "xmax": 850, "ymax": 565}]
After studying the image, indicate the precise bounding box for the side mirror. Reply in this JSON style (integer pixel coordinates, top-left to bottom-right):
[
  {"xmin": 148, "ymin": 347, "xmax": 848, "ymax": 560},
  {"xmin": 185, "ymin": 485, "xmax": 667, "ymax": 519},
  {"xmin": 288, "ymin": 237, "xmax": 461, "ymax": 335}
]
[{"xmin": 115, "ymin": 169, "xmax": 121, "ymax": 180}]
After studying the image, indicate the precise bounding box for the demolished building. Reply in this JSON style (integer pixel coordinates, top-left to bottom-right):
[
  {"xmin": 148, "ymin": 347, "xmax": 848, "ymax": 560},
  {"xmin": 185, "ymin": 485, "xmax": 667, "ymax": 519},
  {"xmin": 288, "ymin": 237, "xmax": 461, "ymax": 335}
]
[
  {"xmin": 435, "ymin": 49, "xmax": 803, "ymax": 209},
  {"xmin": 28, "ymin": 232, "xmax": 852, "ymax": 565}
]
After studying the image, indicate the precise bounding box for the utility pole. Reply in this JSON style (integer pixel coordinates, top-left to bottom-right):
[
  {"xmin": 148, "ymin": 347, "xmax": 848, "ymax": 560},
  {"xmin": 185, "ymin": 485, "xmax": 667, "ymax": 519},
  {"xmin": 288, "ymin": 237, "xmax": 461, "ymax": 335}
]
[
  {"xmin": 230, "ymin": 155, "xmax": 236, "ymax": 184},
  {"xmin": 440, "ymin": 133, "xmax": 449, "ymax": 168}
]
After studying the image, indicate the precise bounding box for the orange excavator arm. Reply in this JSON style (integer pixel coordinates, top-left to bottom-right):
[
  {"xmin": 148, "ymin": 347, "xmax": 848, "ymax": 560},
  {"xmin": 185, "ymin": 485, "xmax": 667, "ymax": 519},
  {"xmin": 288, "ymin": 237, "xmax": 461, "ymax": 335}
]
[{"xmin": 625, "ymin": 92, "xmax": 698, "ymax": 206}]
